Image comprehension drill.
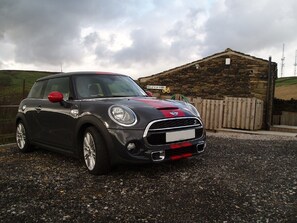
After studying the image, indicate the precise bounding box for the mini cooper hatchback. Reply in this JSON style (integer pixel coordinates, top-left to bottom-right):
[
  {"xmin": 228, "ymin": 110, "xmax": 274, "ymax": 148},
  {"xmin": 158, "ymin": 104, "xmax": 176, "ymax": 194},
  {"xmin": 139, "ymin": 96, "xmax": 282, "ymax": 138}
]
[{"xmin": 16, "ymin": 72, "xmax": 206, "ymax": 175}]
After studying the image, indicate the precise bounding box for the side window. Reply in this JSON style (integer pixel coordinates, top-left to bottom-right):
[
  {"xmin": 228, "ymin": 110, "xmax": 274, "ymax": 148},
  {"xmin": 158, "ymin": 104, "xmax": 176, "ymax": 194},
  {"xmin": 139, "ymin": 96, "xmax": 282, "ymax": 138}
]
[
  {"xmin": 43, "ymin": 77, "xmax": 70, "ymax": 100},
  {"xmin": 28, "ymin": 80, "xmax": 46, "ymax": 99}
]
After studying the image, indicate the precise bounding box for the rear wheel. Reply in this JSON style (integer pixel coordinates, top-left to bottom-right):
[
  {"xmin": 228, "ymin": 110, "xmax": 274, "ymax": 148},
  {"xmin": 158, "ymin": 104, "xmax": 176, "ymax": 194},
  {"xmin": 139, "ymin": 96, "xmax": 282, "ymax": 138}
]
[
  {"xmin": 16, "ymin": 121, "xmax": 32, "ymax": 152},
  {"xmin": 83, "ymin": 127, "xmax": 111, "ymax": 175}
]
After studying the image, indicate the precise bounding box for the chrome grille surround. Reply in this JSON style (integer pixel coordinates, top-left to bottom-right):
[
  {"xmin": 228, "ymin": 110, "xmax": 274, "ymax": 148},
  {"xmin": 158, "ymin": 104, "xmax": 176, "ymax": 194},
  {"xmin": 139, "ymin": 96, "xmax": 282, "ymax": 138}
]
[{"xmin": 143, "ymin": 117, "xmax": 204, "ymax": 145}]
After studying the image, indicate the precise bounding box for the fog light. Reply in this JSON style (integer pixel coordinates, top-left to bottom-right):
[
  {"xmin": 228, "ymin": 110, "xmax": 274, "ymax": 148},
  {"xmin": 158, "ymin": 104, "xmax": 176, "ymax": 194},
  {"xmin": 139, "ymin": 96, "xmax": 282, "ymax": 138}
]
[
  {"xmin": 127, "ymin": 142, "xmax": 136, "ymax": 151},
  {"xmin": 126, "ymin": 141, "xmax": 141, "ymax": 155}
]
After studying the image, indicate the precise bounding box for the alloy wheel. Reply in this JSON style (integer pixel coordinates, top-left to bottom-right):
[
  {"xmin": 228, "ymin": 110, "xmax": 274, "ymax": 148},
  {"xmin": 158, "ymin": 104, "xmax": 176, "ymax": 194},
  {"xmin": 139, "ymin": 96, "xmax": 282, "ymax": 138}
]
[
  {"xmin": 16, "ymin": 123, "xmax": 26, "ymax": 150},
  {"xmin": 83, "ymin": 132, "xmax": 96, "ymax": 171}
]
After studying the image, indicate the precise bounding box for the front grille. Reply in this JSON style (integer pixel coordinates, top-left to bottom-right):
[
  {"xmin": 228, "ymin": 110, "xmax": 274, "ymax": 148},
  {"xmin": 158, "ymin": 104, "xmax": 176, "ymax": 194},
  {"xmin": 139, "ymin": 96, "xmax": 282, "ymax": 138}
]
[
  {"xmin": 150, "ymin": 118, "xmax": 201, "ymax": 130},
  {"xmin": 144, "ymin": 118, "xmax": 204, "ymax": 146}
]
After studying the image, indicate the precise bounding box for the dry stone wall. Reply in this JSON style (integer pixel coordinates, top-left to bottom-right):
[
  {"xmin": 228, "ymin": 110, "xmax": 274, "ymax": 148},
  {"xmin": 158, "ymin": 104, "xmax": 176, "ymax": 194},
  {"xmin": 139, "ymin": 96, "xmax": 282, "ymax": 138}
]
[{"xmin": 140, "ymin": 53, "xmax": 276, "ymax": 103}]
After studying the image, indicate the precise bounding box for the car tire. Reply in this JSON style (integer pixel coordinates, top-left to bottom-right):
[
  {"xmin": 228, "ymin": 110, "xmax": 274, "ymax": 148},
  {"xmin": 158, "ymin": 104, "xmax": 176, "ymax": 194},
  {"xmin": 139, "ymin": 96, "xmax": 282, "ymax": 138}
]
[
  {"xmin": 82, "ymin": 126, "xmax": 111, "ymax": 175},
  {"xmin": 16, "ymin": 121, "xmax": 32, "ymax": 153}
]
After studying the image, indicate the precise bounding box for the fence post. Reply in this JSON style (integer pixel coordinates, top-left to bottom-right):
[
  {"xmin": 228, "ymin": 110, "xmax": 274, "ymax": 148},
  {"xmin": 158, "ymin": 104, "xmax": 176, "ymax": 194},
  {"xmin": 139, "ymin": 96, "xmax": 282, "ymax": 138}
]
[{"xmin": 22, "ymin": 79, "xmax": 26, "ymax": 99}]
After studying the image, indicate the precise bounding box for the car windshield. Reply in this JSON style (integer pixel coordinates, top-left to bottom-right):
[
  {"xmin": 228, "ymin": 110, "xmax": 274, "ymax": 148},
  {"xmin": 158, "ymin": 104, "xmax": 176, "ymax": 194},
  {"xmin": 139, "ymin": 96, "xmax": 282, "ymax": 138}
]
[{"xmin": 74, "ymin": 74, "xmax": 147, "ymax": 99}]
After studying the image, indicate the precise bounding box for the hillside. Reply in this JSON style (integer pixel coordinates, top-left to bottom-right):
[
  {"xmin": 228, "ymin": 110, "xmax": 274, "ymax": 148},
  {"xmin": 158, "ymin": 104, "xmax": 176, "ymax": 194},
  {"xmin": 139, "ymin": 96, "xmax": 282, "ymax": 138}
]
[
  {"xmin": 0, "ymin": 70, "xmax": 56, "ymax": 104},
  {"xmin": 0, "ymin": 70, "xmax": 58, "ymax": 144},
  {"xmin": 275, "ymin": 76, "xmax": 297, "ymax": 100}
]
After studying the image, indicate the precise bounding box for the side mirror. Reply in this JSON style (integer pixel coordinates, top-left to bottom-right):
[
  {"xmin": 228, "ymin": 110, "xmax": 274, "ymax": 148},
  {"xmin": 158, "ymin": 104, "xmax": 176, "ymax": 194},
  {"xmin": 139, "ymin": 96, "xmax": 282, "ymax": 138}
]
[
  {"xmin": 146, "ymin": 91, "xmax": 153, "ymax": 97},
  {"xmin": 48, "ymin": 91, "xmax": 63, "ymax": 103}
]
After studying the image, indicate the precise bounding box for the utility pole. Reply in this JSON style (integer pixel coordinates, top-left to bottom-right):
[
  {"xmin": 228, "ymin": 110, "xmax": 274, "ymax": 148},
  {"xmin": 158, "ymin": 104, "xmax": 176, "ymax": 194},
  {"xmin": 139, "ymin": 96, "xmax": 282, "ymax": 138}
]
[{"xmin": 280, "ymin": 43, "xmax": 285, "ymax": 77}]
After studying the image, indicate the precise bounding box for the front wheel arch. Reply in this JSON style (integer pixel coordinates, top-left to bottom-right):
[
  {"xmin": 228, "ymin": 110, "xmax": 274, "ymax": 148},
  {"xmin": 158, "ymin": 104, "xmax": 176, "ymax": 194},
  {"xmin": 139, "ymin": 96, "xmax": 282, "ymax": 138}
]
[
  {"xmin": 75, "ymin": 116, "xmax": 114, "ymax": 173},
  {"xmin": 82, "ymin": 126, "xmax": 111, "ymax": 175},
  {"xmin": 75, "ymin": 116, "xmax": 113, "ymax": 157}
]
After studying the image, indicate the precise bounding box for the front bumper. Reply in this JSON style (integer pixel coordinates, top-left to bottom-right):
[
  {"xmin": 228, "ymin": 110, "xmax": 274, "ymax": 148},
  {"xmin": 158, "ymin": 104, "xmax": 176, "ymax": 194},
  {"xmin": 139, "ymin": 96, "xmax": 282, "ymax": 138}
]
[{"xmin": 107, "ymin": 126, "xmax": 206, "ymax": 165}]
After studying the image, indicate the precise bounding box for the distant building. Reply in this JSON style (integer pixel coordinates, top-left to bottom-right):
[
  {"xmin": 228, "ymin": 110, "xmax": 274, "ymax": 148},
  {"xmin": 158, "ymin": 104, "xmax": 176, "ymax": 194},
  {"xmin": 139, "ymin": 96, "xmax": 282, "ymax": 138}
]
[{"xmin": 139, "ymin": 48, "xmax": 277, "ymax": 129}]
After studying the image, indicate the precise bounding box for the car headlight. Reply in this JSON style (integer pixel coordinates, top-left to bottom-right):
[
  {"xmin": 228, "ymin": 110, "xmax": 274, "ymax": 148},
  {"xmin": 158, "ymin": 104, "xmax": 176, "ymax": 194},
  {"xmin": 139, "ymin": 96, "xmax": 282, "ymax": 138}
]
[
  {"xmin": 108, "ymin": 105, "xmax": 137, "ymax": 127},
  {"xmin": 185, "ymin": 102, "xmax": 201, "ymax": 118}
]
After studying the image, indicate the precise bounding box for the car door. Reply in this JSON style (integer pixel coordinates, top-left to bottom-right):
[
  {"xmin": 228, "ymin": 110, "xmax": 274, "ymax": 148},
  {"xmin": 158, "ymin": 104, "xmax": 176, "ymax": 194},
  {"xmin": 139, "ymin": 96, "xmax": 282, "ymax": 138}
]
[
  {"xmin": 23, "ymin": 79, "xmax": 48, "ymax": 141},
  {"xmin": 37, "ymin": 76, "xmax": 78, "ymax": 151}
]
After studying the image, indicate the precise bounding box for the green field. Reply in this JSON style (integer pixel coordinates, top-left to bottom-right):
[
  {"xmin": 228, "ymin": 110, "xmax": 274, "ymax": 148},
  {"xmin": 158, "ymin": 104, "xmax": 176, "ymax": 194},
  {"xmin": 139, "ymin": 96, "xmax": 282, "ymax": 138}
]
[
  {"xmin": 275, "ymin": 76, "xmax": 297, "ymax": 87},
  {"xmin": 275, "ymin": 76, "xmax": 297, "ymax": 100}
]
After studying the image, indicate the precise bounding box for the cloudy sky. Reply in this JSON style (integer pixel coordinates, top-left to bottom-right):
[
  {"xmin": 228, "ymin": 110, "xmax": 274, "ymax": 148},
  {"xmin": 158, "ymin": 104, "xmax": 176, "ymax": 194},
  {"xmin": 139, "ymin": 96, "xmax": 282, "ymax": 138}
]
[{"xmin": 0, "ymin": 0, "xmax": 296, "ymax": 78}]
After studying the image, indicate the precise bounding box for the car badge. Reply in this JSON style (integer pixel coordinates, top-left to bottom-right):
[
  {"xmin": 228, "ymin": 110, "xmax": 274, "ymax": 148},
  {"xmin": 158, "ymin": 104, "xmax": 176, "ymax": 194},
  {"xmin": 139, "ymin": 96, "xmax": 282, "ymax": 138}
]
[{"xmin": 170, "ymin": 111, "xmax": 179, "ymax": 116}]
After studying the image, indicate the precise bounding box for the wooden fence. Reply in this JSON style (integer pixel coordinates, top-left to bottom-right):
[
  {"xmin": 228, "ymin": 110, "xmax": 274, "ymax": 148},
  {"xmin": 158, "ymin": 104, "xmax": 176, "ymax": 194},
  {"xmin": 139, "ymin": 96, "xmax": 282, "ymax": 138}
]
[
  {"xmin": 191, "ymin": 98, "xmax": 224, "ymax": 130},
  {"xmin": 222, "ymin": 97, "xmax": 263, "ymax": 130},
  {"xmin": 177, "ymin": 96, "xmax": 264, "ymax": 131},
  {"xmin": 273, "ymin": 111, "xmax": 297, "ymax": 126}
]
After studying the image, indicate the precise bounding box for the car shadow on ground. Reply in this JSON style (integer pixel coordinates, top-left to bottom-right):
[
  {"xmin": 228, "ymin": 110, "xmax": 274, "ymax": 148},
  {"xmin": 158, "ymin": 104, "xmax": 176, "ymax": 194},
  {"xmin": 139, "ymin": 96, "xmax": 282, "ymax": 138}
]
[{"xmin": 6, "ymin": 144, "xmax": 206, "ymax": 178}]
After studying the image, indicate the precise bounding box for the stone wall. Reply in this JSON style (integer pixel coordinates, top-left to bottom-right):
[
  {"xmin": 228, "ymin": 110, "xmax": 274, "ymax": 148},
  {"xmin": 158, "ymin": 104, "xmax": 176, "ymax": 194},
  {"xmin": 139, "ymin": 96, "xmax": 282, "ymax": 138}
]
[{"xmin": 140, "ymin": 53, "xmax": 277, "ymax": 102}]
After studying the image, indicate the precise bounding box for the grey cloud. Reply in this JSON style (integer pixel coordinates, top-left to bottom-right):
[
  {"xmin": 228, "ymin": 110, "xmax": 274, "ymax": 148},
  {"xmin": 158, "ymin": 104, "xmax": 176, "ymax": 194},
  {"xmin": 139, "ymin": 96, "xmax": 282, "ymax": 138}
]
[
  {"xmin": 202, "ymin": 0, "xmax": 297, "ymax": 56},
  {"xmin": 1, "ymin": 0, "xmax": 296, "ymax": 75},
  {"xmin": 82, "ymin": 31, "xmax": 115, "ymax": 59},
  {"xmin": 112, "ymin": 29, "xmax": 167, "ymax": 66},
  {"xmin": 166, "ymin": 8, "xmax": 205, "ymax": 59},
  {"xmin": 0, "ymin": 0, "xmax": 207, "ymax": 71},
  {"xmin": 91, "ymin": 3, "xmax": 207, "ymax": 69},
  {"xmin": 0, "ymin": 0, "xmax": 84, "ymax": 66},
  {"xmin": 0, "ymin": 0, "xmax": 141, "ymax": 67},
  {"xmin": 84, "ymin": 32, "xmax": 100, "ymax": 51},
  {"xmin": 94, "ymin": 34, "xmax": 114, "ymax": 59}
]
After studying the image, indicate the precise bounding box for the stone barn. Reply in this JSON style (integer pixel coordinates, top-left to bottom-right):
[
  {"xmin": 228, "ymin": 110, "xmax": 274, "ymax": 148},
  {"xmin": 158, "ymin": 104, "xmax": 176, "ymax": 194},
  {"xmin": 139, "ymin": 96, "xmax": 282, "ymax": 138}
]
[{"xmin": 139, "ymin": 48, "xmax": 277, "ymax": 129}]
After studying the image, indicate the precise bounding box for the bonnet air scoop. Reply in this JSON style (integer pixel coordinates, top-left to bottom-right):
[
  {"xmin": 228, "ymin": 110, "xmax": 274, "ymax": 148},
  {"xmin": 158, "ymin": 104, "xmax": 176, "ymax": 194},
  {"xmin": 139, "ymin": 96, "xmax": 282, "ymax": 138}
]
[{"xmin": 157, "ymin": 106, "xmax": 179, "ymax": 110}]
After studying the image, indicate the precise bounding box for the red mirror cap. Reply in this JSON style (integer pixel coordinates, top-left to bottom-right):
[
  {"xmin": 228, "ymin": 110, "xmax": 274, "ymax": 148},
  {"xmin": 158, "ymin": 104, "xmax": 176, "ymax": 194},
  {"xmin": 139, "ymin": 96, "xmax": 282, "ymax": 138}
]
[
  {"xmin": 48, "ymin": 91, "xmax": 63, "ymax": 103},
  {"xmin": 146, "ymin": 91, "xmax": 153, "ymax": 97}
]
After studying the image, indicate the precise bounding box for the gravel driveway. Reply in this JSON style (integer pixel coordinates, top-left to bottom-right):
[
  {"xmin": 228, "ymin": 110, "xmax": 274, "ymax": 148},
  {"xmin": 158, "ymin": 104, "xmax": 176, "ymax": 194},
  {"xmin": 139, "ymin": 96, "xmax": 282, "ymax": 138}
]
[{"xmin": 1, "ymin": 132, "xmax": 296, "ymax": 222}]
